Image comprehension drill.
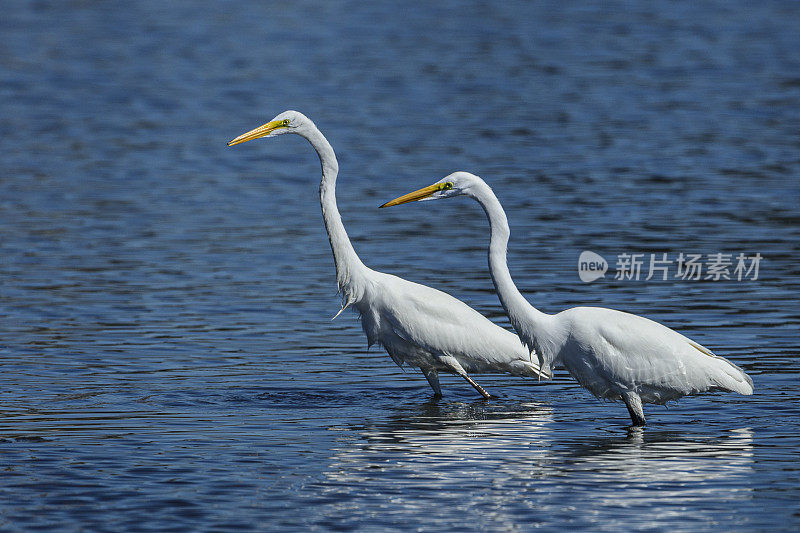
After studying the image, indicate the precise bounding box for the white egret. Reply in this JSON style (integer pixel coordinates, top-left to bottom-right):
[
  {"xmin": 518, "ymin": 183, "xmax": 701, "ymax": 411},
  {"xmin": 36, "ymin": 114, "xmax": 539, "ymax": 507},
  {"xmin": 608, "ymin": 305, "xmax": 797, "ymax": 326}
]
[
  {"xmin": 227, "ymin": 113, "xmax": 549, "ymax": 398},
  {"xmin": 381, "ymin": 172, "xmax": 753, "ymax": 425}
]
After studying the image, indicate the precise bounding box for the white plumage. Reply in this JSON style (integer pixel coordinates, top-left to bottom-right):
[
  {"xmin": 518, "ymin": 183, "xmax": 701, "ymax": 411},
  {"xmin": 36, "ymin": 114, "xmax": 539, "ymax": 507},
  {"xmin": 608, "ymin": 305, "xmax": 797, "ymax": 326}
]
[
  {"xmin": 357, "ymin": 271, "xmax": 545, "ymax": 380},
  {"xmin": 228, "ymin": 113, "xmax": 549, "ymax": 399},
  {"xmin": 382, "ymin": 171, "xmax": 753, "ymax": 425}
]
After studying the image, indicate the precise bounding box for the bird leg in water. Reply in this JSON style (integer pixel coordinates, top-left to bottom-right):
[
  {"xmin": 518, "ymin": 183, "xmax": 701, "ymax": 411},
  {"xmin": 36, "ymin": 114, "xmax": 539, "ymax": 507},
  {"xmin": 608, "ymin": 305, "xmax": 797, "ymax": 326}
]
[
  {"xmin": 461, "ymin": 373, "xmax": 494, "ymax": 400},
  {"xmin": 439, "ymin": 356, "xmax": 493, "ymax": 399},
  {"xmin": 622, "ymin": 391, "xmax": 646, "ymax": 426},
  {"xmin": 421, "ymin": 367, "xmax": 442, "ymax": 398}
]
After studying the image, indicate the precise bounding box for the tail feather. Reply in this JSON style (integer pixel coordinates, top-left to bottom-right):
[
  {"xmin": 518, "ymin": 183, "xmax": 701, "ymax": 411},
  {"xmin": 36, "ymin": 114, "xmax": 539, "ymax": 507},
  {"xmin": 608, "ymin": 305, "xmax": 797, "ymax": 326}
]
[
  {"xmin": 509, "ymin": 360, "xmax": 552, "ymax": 380},
  {"xmin": 714, "ymin": 356, "xmax": 754, "ymax": 395}
]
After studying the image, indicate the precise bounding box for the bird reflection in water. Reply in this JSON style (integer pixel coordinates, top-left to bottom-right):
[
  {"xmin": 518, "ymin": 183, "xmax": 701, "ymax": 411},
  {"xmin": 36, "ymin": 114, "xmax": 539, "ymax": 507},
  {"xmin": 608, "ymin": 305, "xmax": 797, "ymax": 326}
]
[{"xmin": 316, "ymin": 402, "xmax": 754, "ymax": 529}]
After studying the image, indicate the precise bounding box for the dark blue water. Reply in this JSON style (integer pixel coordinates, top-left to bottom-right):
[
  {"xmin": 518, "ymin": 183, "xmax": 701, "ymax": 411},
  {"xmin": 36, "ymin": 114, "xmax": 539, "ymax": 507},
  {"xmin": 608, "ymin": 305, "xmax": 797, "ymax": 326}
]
[{"xmin": 1, "ymin": 1, "xmax": 799, "ymax": 530}]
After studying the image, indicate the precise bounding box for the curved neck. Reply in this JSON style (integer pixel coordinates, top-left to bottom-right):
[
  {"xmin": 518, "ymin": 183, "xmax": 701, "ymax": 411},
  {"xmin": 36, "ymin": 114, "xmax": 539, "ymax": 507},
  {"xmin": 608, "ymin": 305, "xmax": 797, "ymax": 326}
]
[
  {"xmin": 469, "ymin": 183, "xmax": 540, "ymax": 318},
  {"xmin": 468, "ymin": 182, "xmax": 554, "ymax": 356},
  {"xmin": 299, "ymin": 125, "xmax": 366, "ymax": 305}
]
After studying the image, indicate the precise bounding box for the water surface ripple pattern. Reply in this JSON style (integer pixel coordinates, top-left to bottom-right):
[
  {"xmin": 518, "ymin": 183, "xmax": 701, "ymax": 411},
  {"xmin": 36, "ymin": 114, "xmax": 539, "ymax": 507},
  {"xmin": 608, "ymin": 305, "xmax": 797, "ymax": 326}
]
[{"xmin": 1, "ymin": 1, "xmax": 798, "ymax": 530}]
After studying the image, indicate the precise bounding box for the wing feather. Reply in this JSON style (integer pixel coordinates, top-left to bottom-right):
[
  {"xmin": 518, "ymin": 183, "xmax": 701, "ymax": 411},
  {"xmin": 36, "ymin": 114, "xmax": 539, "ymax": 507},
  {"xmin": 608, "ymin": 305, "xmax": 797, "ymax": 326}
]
[
  {"xmin": 373, "ymin": 273, "xmax": 548, "ymax": 378},
  {"xmin": 563, "ymin": 307, "xmax": 752, "ymax": 402}
]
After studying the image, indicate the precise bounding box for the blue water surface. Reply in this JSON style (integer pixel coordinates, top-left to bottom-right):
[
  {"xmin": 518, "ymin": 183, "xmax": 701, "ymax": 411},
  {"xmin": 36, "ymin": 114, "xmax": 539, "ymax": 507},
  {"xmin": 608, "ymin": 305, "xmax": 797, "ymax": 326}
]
[{"xmin": 1, "ymin": 1, "xmax": 799, "ymax": 530}]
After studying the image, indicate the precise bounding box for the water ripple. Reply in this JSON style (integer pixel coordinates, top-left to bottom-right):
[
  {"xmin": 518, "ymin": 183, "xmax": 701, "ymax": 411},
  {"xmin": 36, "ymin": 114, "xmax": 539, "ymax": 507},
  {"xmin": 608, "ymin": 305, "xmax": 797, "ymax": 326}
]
[{"xmin": 1, "ymin": 0, "xmax": 799, "ymax": 530}]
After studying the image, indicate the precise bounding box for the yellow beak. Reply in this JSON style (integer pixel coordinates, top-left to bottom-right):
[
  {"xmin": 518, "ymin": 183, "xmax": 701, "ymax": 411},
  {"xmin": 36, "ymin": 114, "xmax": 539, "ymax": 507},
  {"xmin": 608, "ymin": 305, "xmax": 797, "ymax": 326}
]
[
  {"xmin": 379, "ymin": 183, "xmax": 445, "ymax": 208},
  {"xmin": 227, "ymin": 119, "xmax": 287, "ymax": 146}
]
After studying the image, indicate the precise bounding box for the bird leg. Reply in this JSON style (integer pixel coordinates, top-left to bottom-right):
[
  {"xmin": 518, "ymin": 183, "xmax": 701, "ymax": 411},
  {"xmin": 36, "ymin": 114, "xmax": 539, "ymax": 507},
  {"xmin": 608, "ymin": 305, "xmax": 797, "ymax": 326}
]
[
  {"xmin": 421, "ymin": 367, "xmax": 442, "ymax": 398},
  {"xmin": 622, "ymin": 391, "xmax": 646, "ymax": 427},
  {"xmin": 460, "ymin": 373, "xmax": 493, "ymax": 400},
  {"xmin": 439, "ymin": 356, "xmax": 493, "ymax": 399}
]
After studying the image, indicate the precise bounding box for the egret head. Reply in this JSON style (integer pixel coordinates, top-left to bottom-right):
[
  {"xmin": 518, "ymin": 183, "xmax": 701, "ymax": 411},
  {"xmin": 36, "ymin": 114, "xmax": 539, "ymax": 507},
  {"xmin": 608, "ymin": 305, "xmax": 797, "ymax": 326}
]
[
  {"xmin": 227, "ymin": 110, "xmax": 311, "ymax": 146},
  {"xmin": 379, "ymin": 171, "xmax": 483, "ymax": 208}
]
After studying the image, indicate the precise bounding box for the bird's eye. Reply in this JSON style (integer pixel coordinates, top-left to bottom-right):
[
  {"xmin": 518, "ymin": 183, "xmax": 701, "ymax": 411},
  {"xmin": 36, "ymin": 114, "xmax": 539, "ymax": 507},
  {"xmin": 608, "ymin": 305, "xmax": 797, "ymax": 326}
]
[
  {"xmin": 282, "ymin": 119, "xmax": 291, "ymax": 126},
  {"xmin": 442, "ymin": 182, "xmax": 453, "ymax": 190}
]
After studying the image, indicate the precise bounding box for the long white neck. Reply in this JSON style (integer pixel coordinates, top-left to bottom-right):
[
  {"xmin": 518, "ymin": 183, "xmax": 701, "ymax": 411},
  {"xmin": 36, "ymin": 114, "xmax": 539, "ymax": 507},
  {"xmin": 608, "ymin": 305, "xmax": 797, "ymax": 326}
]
[
  {"xmin": 299, "ymin": 124, "xmax": 367, "ymax": 308},
  {"xmin": 468, "ymin": 181, "xmax": 561, "ymax": 367}
]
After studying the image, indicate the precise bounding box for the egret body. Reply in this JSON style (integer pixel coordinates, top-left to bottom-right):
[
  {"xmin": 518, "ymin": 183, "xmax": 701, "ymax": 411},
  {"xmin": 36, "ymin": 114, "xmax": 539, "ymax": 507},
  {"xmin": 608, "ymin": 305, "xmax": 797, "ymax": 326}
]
[
  {"xmin": 382, "ymin": 172, "xmax": 753, "ymax": 425},
  {"xmin": 228, "ymin": 114, "xmax": 549, "ymax": 398}
]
